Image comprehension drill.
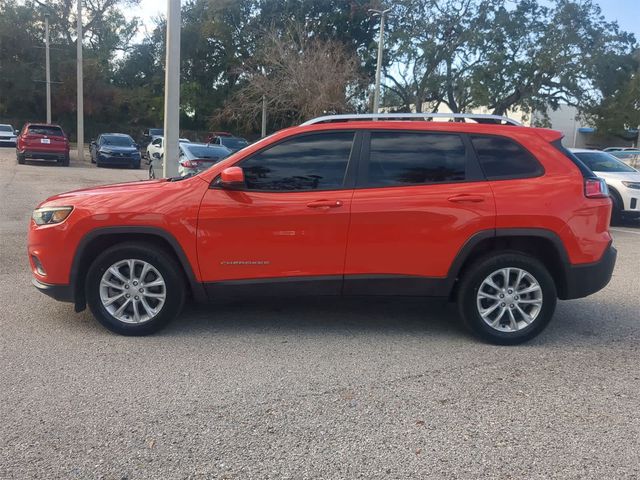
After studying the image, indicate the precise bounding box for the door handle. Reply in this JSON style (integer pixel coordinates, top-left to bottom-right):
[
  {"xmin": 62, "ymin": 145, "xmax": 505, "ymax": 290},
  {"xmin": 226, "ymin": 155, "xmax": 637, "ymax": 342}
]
[
  {"xmin": 447, "ymin": 194, "xmax": 485, "ymax": 203},
  {"xmin": 307, "ymin": 200, "xmax": 343, "ymax": 209}
]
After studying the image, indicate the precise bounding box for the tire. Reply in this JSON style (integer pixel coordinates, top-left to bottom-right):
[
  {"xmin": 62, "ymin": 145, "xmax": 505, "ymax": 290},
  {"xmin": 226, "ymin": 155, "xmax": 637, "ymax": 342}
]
[
  {"xmin": 17, "ymin": 152, "xmax": 25, "ymax": 165},
  {"xmin": 609, "ymin": 191, "xmax": 623, "ymax": 225},
  {"xmin": 132, "ymin": 160, "xmax": 141, "ymax": 169},
  {"xmin": 457, "ymin": 252, "xmax": 557, "ymax": 345},
  {"xmin": 60, "ymin": 155, "xmax": 70, "ymax": 166},
  {"xmin": 148, "ymin": 164, "xmax": 155, "ymax": 179},
  {"xmin": 85, "ymin": 242, "xmax": 186, "ymax": 335}
]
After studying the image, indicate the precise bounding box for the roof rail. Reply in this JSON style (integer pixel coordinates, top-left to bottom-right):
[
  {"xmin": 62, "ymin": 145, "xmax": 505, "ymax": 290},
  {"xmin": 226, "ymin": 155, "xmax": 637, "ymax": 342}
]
[{"xmin": 301, "ymin": 112, "xmax": 522, "ymax": 126}]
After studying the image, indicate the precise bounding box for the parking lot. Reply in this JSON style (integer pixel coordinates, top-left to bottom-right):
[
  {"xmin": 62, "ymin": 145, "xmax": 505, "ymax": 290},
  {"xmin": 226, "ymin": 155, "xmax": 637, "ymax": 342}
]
[{"xmin": 0, "ymin": 146, "xmax": 639, "ymax": 478}]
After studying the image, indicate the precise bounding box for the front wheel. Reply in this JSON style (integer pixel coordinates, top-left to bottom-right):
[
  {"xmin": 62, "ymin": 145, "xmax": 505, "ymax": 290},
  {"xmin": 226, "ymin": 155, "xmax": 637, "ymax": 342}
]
[
  {"xmin": 85, "ymin": 243, "xmax": 185, "ymax": 335},
  {"xmin": 17, "ymin": 152, "xmax": 25, "ymax": 164},
  {"xmin": 457, "ymin": 253, "xmax": 557, "ymax": 345}
]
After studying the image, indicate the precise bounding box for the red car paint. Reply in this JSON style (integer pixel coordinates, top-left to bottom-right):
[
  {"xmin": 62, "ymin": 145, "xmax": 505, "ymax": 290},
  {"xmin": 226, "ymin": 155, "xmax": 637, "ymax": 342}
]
[{"xmin": 28, "ymin": 120, "xmax": 613, "ymax": 306}]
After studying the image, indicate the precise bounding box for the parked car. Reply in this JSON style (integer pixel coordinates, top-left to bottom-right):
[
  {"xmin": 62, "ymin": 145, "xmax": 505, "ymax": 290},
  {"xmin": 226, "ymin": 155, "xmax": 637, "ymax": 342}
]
[
  {"xmin": 0, "ymin": 124, "xmax": 17, "ymax": 146},
  {"xmin": 603, "ymin": 147, "xmax": 637, "ymax": 152},
  {"xmin": 16, "ymin": 123, "xmax": 70, "ymax": 166},
  {"xmin": 139, "ymin": 128, "xmax": 164, "ymax": 151},
  {"xmin": 207, "ymin": 132, "xmax": 249, "ymax": 152},
  {"xmin": 28, "ymin": 113, "xmax": 616, "ymax": 344},
  {"xmin": 148, "ymin": 142, "xmax": 231, "ymax": 179},
  {"xmin": 145, "ymin": 136, "xmax": 190, "ymax": 162},
  {"xmin": 89, "ymin": 133, "xmax": 141, "ymax": 169},
  {"xmin": 570, "ymin": 148, "xmax": 640, "ymax": 222},
  {"xmin": 607, "ymin": 149, "xmax": 640, "ymax": 169}
]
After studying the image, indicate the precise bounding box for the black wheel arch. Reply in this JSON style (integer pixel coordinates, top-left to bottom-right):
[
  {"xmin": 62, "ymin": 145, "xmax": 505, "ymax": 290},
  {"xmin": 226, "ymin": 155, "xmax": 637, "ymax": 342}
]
[
  {"xmin": 447, "ymin": 228, "xmax": 571, "ymax": 300},
  {"xmin": 70, "ymin": 226, "xmax": 207, "ymax": 312}
]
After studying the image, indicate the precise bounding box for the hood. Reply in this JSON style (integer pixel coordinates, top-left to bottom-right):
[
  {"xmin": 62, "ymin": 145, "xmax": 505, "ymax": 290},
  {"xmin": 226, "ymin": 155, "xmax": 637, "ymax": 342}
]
[
  {"xmin": 39, "ymin": 179, "xmax": 168, "ymax": 208},
  {"xmin": 99, "ymin": 145, "xmax": 138, "ymax": 152},
  {"xmin": 594, "ymin": 171, "xmax": 640, "ymax": 182}
]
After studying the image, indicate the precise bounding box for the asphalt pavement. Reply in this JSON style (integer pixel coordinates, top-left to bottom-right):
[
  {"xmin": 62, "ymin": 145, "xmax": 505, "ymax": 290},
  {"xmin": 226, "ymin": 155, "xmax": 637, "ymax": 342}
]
[{"xmin": 1, "ymin": 147, "xmax": 639, "ymax": 479}]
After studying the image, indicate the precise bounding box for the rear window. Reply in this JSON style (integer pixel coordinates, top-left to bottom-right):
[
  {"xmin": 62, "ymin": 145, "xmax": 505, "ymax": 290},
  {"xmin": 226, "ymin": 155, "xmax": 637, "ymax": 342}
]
[
  {"xmin": 573, "ymin": 151, "xmax": 635, "ymax": 173},
  {"xmin": 471, "ymin": 136, "xmax": 542, "ymax": 179},
  {"xmin": 28, "ymin": 125, "xmax": 64, "ymax": 137},
  {"xmin": 366, "ymin": 132, "xmax": 467, "ymax": 187},
  {"xmin": 184, "ymin": 145, "xmax": 229, "ymax": 160}
]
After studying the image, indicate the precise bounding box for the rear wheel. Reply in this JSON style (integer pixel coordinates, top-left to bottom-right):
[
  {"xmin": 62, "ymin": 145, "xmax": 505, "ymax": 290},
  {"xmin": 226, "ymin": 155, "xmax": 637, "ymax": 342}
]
[
  {"xmin": 148, "ymin": 164, "xmax": 155, "ymax": 179},
  {"xmin": 85, "ymin": 243, "xmax": 185, "ymax": 335},
  {"xmin": 458, "ymin": 253, "xmax": 557, "ymax": 345},
  {"xmin": 60, "ymin": 155, "xmax": 70, "ymax": 166},
  {"xmin": 17, "ymin": 152, "xmax": 25, "ymax": 164},
  {"xmin": 609, "ymin": 191, "xmax": 623, "ymax": 225}
]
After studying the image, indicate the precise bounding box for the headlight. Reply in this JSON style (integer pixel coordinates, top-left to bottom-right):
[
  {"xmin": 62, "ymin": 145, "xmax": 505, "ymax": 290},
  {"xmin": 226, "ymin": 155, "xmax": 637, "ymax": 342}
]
[
  {"xmin": 100, "ymin": 149, "xmax": 112, "ymax": 154},
  {"xmin": 32, "ymin": 206, "xmax": 73, "ymax": 225},
  {"xmin": 621, "ymin": 181, "xmax": 640, "ymax": 190}
]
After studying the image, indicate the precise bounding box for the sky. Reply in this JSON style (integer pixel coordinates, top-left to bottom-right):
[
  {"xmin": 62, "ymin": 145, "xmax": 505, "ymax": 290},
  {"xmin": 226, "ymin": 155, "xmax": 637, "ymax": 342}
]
[{"xmin": 125, "ymin": 0, "xmax": 640, "ymax": 41}]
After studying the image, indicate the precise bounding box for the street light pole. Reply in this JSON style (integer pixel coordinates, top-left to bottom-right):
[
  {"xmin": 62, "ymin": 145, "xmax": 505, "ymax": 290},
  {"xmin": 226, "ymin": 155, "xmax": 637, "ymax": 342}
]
[
  {"xmin": 369, "ymin": 7, "xmax": 391, "ymax": 114},
  {"xmin": 45, "ymin": 14, "xmax": 51, "ymax": 124},
  {"xmin": 76, "ymin": 0, "xmax": 84, "ymax": 162},
  {"xmin": 163, "ymin": 0, "xmax": 181, "ymax": 178}
]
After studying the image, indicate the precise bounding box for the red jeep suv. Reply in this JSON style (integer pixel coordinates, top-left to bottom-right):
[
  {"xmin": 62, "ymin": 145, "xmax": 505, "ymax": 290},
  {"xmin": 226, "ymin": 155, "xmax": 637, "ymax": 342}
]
[
  {"xmin": 28, "ymin": 114, "xmax": 616, "ymax": 344},
  {"xmin": 17, "ymin": 123, "xmax": 70, "ymax": 166}
]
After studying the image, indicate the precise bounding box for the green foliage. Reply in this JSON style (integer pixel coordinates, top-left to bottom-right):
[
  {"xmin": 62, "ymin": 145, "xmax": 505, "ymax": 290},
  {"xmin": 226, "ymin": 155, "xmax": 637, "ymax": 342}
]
[{"xmin": 1, "ymin": 0, "xmax": 638, "ymax": 139}]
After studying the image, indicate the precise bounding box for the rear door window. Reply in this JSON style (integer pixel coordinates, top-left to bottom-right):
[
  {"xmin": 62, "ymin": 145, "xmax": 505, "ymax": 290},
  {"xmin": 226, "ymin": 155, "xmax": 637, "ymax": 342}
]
[
  {"xmin": 28, "ymin": 125, "xmax": 64, "ymax": 137},
  {"xmin": 471, "ymin": 135, "xmax": 543, "ymax": 179},
  {"xmin": 364, "ymin": 131, "xmax": 467, "ymax": 187}
]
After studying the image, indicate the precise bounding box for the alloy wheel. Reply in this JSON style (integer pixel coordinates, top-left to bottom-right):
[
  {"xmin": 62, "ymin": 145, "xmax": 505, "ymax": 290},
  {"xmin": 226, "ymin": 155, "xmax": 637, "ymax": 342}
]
[
  {"xmin": 476, "ymin": 267, "xmax": 543, "ymax": 333},
  {"xmin": 99, "ymin": 259, "xmax": 166, "ymax": 324}
]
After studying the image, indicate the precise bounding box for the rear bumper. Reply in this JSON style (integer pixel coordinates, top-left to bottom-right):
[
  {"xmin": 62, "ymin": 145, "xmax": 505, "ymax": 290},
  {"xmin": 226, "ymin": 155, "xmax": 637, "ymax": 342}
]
[
  {"xmin": 561, "ymin": 244, "xmax": 617, "ymax": 300},
  {"xmin": 32, "ymin": 278, "xmax": 74, "ymax": 303},
  {"xmin": 22, "ymin": 150, "xmax": 67, "ymax": 160}
]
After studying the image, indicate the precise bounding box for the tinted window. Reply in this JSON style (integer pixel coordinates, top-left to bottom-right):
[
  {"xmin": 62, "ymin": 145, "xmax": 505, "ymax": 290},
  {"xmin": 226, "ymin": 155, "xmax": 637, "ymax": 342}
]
[
  {"xmin": 471, "ymin": 136, "xmax": 542, "ymax": 179},
  {"xmin": 102, "ymin": 135, "xmax": 135, "ymax": 147},
  {"xmin": 366, "ymin": 132, "xmax": 466, "ymax": 187},
  {"xmin": 184, "ymin": 144, "xmax": 229, "ymax": 160},
  {"xmin": 241, "ymin": 132, "xmax": 354, "ymax": 191},
  {"xmin": 28, "ymin": 125, "xmax": 64, "ymax": 137},
  {"xmin": 149, "ymin": 128, "xmax": 163, "ymax": 136},
  {"xmin": 221, "ymin": 137, "xmax": 249, "ymax": 149},
  {"xmin": 573, "ymin": 152, "xmax": 635, "ymax": 173}
]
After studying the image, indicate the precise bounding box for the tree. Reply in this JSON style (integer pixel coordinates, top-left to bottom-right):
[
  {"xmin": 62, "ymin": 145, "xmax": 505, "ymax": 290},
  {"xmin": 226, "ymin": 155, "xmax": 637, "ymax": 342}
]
[
  {"xmin": 583, "ymin": 50, "xmax": 640, "ymax": 141},
  {"xmin": 216, "ymin": 25, "xmax": 364, "ymax": 132},
  {"xmin": 383, "ymin": 0, "xmax": 638, "ymax": 117}
]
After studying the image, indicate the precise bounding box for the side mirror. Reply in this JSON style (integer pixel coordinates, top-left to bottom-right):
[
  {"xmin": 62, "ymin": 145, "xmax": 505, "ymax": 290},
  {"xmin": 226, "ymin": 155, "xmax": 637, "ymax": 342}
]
[
  {"xmin": 220, "ymin": 166, "xmax": 244, "ymax": 187},
  {"xmin": 14, "ymin": 130, "xmax": 19, "ymax": 136}
]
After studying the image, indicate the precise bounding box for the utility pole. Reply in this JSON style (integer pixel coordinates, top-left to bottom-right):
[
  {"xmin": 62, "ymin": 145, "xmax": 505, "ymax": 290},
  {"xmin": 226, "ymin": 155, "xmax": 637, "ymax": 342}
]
[
  {"xmin": 45, "ymin": 14, "xmax": 51, "ymax": 124},
  {"xmin": 369, "ymin": 7, "xmax": 391, "ymax": 114},
  {"xmin": 261, "ymin": 95, "xmax": 267, "ymax": 138},
  {"xmin": 163, "ymin": 0, "xmax": 181, "ymax": 178},
  {"xmin": 76, "ymin": 0, "xmax": 84, "ymax": 162}
]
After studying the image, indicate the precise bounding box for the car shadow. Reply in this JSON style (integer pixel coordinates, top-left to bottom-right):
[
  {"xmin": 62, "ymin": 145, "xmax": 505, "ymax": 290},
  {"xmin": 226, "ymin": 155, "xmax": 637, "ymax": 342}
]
[{"xmin": 159, "ymin": 296, "xmax": 469, "ymax": 340}]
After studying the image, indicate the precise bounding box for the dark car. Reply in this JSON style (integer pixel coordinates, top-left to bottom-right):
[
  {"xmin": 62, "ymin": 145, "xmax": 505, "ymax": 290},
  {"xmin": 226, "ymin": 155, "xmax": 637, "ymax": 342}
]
[
  {"xmin": 139, "ymin": 128, "xmax": 163, "ymax": 152},
  {"xmin": 16, "ymin": 123, "xmax": 70, "ymax": 166},
  {"xmin": 207, "ymin": 132, "xmax": 249, "ymax": 152},
  {"xmin": 90, "ymin": 133, "xmax": 141, "ymax": 169}
]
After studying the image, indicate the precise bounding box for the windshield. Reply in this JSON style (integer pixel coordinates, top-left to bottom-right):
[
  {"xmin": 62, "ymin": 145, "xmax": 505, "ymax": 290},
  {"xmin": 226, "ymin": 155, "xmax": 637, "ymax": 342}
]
[
  {"xmin": 184, "ymin": 145, "xmax": 229, "ymax": 160},
  {"xmin": 221, "ymin": 137, "xmax": 249, "ymax": 149},
  {"xmin": 28, "ymin": 125, "xmax": 64, "ymax": 136},
  {"xmin": 574, "ymin": 151, "xmax": 636, "ymax": 173},
  {"xmin": 148, "ymin": 128, "xmax": 163, "ymax": 136},
  {"xmin": 103, "ymin": 135, "xmax": 135, "ymax": 147},
  {"xmin": 0, "ymin": 125, "xmax": 13, "ymax": 132}
]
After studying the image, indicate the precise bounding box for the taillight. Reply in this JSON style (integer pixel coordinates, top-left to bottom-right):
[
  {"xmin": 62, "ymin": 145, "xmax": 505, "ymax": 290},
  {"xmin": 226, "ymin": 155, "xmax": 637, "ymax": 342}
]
[
  {"xmin": 584, "ymin": 178, "xmax": 609, "ymax": 198},
  {"xmin": 182, "ymin": 160, "xmax": 197, "ymax": 168}
]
